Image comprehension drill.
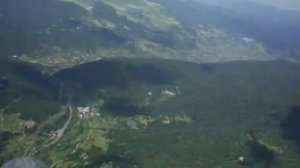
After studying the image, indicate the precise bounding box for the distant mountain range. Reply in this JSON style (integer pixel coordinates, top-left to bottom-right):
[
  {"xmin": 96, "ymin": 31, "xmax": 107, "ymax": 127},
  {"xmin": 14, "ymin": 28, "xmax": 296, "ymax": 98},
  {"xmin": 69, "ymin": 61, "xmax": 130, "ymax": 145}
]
[
  {"xmin": 191, "ymin": 0, "xmax": 300, "ymax": 53},
  {"xmin": 0, "ymin": 0, "xmax": 299, "ymax": 71}
]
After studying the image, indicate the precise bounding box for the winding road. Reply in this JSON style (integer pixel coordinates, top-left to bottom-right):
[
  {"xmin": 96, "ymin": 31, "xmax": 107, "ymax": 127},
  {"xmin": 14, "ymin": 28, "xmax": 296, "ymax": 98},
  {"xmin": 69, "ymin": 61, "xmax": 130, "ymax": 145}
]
[{"xmin": 44, "ymin": 95, "xmax": 73, "ymax": 147}]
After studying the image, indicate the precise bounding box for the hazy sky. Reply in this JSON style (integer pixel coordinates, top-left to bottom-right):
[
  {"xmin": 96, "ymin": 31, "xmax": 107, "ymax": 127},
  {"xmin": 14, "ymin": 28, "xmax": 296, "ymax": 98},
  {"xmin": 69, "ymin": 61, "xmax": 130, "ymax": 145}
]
[
  {"xmin": 195, "ymin": 0, "xmax": 300, "ymax": 11},
  {"xmin": 248, "ymin": 0, "xmax": 300, "ymax": 10}
]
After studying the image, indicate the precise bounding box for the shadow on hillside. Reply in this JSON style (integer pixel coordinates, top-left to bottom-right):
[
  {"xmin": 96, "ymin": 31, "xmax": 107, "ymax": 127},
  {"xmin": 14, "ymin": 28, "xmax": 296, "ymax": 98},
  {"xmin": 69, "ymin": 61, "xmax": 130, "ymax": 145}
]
[{"xmin": 281, "ymin": 106, "xmax": 300, "ymax": 154}]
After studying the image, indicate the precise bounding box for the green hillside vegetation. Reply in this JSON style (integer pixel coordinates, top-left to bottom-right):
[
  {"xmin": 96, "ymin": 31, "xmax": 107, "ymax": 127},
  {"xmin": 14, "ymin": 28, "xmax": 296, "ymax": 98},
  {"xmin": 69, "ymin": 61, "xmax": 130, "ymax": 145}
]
[
  {"xmin": 0, "ymin": 60, "xmax": 60, "ymax": 121},
  {"xmin": 1, "ymin": 58, "xmax": 300, "ymax": 167}
]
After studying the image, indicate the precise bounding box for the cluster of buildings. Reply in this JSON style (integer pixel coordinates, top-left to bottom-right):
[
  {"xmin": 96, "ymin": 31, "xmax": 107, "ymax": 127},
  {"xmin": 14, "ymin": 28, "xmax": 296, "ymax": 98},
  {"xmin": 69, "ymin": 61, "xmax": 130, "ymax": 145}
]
[
  {"xmin": 77, "ymin": 106, "xmax": 100, "ymax": 119},
  {"xmin": 162, "ymin": 87, "xmax": 181, "ymax": 97},
  {"xmin": 19, "ymin": 119, "xmax": 36, "ymax": 129}
]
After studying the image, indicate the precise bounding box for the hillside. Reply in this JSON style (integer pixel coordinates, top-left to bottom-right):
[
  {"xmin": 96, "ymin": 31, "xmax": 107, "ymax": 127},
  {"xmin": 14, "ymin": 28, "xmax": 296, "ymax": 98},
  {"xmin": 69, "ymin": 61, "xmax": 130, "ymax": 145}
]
[
  {"xmin": 2, "ymin": 0, "xmax": 299, "ymax": 71},
  {"xmin": 1, "ymin": 58, "xmax": 300, "ymax": 167}
]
